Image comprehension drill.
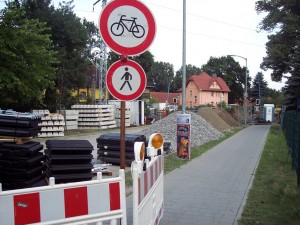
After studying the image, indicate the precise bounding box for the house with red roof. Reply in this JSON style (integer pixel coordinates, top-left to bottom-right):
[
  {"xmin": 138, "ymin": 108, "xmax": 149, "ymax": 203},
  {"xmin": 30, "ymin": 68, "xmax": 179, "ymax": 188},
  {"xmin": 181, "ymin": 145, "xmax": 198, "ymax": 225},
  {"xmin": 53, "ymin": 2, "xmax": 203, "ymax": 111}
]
[
  {"xmin": 180, "ymin": 72, "xmax": 230, "ymax": 107},
  {"xmin": 150, "ymin": 92, "xmax": 180, "ymax": 110}
]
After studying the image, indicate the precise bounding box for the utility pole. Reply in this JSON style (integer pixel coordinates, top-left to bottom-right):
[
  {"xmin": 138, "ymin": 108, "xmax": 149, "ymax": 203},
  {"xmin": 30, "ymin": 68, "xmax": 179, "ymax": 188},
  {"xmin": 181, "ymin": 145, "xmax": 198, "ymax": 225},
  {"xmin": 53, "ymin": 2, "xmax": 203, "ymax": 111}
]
[
  {"xmin": 93, "ymin": 0, "xmax": 107, "ymax": 104},
  {"xmin": 182, "ymin": 0, "xmax": 186, "ymax": 113}
]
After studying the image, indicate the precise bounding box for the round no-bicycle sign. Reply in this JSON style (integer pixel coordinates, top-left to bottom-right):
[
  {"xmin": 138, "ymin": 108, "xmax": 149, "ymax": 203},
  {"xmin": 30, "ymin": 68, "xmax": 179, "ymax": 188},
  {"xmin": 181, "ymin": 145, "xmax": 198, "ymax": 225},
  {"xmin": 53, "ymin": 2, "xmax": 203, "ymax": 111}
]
[
  {"xmin": 106, "ymin": 59, "xmax": 147, "ymax": 101},
  {"xmin": 99, "ymin": 0, "xmax": 156, "ymax": 56}
]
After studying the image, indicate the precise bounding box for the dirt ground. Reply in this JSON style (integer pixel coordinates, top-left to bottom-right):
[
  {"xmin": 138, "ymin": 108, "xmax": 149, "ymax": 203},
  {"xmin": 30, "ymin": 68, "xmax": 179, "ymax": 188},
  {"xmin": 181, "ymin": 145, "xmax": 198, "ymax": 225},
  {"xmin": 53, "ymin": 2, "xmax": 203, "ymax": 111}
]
[{"xmin": 197, "ymin": 107, "xmax": 240, "ymax": 131}]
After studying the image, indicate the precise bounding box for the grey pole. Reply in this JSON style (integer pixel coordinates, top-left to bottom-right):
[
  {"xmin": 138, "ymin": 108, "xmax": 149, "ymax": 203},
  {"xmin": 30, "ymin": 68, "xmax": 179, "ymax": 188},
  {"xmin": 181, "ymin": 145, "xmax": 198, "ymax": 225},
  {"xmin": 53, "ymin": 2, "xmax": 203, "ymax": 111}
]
[
  {"xmin": 228, "ymin": 55, "xmax": 248, "ymax": 125},
  {"xmin": 244, "ymin": 58, "xmax": 248, "ymax": 125},
  {"xmin": 182, "ymin": 0, "xmax": 186, "ymax": 113}
]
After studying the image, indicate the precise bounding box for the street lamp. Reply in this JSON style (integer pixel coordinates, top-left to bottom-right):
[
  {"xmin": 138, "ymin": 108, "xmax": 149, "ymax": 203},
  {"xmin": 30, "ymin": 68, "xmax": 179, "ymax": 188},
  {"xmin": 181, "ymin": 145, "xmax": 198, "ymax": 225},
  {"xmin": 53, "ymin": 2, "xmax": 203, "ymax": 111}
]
[
  {"xmin": 166, "ymin": 80, "xmax": 173, "ymax": 106},
  {"xmin": 228, "ymin": 55, "xmax": 248, "ymax": 125}
]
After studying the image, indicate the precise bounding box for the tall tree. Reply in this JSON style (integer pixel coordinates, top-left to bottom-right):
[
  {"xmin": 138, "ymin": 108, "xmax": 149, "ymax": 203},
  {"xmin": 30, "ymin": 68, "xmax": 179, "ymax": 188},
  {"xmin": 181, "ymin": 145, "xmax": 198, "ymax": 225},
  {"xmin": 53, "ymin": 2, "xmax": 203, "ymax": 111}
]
[
  {"xmin": 0, "ymin": 2, "xmax": 57, "ymax": 111},
  {"xmin": 256, "ymin": 0, "xmax": 300, "ymax": 82},
  {"xmin": 14, "ymin": 0, "xmax": 97, "ymax": 110},
  {"xmin": 173, "ymin": 64, "xmax": 201, "ymax": 92},
  {"xmin": 150, "ymin": 62, "xmax": 174, "ymax": 92},
  {"xmin": 201, "ymin": 56, "xmax": 250, "ymax": 103},
  {"xmin": 283, "ymin": 42, "xmax": 300, "ymax": 109},
  {"xmin": 249, "ymin": 72, "xmax": 268, "ymax": 100}
]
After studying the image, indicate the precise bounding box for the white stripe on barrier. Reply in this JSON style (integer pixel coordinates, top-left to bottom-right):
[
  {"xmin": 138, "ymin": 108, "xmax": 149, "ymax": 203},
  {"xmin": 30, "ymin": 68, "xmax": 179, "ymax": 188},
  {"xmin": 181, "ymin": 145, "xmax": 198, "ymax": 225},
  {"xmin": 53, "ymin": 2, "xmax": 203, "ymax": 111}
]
[
  {"xmin": 40, "ymin": 189, "xmax": 65, "ymax": 221},
  {"xmin": 88, "ymin": 183, "xmax": 110, "ymax": 214},
  {"xmin": 132, "ymin": 154, "xmax": 164, "ymax": 225}
]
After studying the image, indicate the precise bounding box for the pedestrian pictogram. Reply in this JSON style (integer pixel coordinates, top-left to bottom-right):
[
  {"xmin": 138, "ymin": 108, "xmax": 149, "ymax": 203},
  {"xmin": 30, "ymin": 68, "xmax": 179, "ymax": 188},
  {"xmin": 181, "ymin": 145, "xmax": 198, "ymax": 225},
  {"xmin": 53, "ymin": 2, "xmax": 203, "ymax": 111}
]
[
  {"xmin": 120, "ymin": 67, "xmax": 133, "ymax": 91},
  {"xmin": 99, "ymin": 0, "xmax": 156, "ymax": 56},
  {"xmin": 106, "ymin": 60, "xmax": 146, "ymax": 101}
]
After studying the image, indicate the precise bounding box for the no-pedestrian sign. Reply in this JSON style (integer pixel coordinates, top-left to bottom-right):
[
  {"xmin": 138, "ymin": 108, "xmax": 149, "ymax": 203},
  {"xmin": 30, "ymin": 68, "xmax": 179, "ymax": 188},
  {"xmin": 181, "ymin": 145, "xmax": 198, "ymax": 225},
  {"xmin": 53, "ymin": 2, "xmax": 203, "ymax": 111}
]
[
  {"xmin": 99, "ymin": 0, "xmax": 156, "ymax": 56},
  {"xmin": 106, "ymin": 59, "xmax": 147, "ymax": 101}
]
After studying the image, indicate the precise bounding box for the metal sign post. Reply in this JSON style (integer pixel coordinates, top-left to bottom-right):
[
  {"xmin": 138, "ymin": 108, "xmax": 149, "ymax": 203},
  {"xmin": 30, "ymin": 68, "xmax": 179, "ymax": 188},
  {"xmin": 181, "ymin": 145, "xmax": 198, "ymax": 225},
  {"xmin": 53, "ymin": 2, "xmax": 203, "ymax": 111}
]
[{"xmin": 99, "ymin": 0, "xmax": 155, "ymax": 169}]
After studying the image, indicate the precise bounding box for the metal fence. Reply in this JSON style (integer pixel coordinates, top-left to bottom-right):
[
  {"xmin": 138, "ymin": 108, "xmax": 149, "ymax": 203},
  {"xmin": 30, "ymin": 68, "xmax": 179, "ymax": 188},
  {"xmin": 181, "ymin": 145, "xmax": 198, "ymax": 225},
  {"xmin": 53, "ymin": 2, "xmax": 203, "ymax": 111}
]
[{"xmin": 282, "ymin": 111, "xmax": 300, "ymax": 185}]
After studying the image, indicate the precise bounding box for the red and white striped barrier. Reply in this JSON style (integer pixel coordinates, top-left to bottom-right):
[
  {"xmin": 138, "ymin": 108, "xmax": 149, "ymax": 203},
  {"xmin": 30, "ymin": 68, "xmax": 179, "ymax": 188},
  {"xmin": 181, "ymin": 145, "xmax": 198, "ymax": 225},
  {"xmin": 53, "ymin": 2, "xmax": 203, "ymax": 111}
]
[
  {"xmin": 0, "ymin": 171, "xmax": 127, "ymax": 225},
  {"xmin": 132, "ymin": 155, "xmax": 164, "ymax": 225}
]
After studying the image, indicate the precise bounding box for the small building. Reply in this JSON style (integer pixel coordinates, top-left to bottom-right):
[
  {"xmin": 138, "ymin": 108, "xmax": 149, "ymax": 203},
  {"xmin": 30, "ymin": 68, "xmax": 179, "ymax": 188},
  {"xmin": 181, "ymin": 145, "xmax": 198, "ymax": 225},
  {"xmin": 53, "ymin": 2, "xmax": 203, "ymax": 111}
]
[
  {"xmin": 150, "ymin": 92, "xmax": 180, "ymax": 110},
  {"xmin": 180, "ymin": 72, "xmax": 230, "ymax": 107}
]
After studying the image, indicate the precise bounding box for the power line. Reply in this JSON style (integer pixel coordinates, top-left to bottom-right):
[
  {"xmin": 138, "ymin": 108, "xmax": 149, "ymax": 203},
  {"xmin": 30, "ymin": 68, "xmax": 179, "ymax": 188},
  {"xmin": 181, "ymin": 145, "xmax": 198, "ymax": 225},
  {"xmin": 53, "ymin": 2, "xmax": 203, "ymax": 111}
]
[
  {"xmin": 143, "ymin": 1, "xmax": 258, "ymax": 32},
  {"xmin": 159, "ymin": 25, "xmax": 265, "ymax": 48}
]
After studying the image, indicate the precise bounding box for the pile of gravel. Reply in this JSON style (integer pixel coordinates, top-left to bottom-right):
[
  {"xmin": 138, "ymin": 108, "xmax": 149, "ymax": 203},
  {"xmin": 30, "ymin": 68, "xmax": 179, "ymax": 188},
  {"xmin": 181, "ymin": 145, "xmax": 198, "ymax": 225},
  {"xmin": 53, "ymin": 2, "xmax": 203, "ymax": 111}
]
[{"xmin": 139, "ymin": 112, "xmax": 223, "ymax": 152}]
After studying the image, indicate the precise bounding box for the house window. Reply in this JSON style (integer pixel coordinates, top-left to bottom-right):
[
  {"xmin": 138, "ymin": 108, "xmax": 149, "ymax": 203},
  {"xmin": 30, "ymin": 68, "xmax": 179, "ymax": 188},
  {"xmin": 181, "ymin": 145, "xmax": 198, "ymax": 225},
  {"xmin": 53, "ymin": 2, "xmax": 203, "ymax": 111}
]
[
  {"xmin": 173, "ymin": 97, "xmax": 177, "ymax": 104},
  {"xmin": 194, "ymin": 96, "xmax": 197, "ymax": 103},
  {"xmin": 211, "ymin": 92, "xmax": 214, "ymax": 97},
  {"xmin": 190, "ymin": 91, "xmax": 192, "ymax": 97}
]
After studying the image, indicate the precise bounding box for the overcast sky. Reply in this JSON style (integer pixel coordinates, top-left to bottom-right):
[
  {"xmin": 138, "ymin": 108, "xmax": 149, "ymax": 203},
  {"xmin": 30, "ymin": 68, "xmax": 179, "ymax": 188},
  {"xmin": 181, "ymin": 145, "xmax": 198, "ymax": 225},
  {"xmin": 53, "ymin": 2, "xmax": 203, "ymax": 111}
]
[{"xmin": 1, "ymin": 0, "xmax": 287, "ymax": 90}]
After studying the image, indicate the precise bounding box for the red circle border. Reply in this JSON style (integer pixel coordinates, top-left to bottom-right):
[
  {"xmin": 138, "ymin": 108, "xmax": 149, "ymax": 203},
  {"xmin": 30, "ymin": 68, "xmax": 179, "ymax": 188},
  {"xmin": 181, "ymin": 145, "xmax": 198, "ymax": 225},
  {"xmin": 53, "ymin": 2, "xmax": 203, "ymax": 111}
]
[
  {"xmin": 106, "ymin": 60, "xmax": 147, "ymax": 101},
  {"xmin": 99, "ymin": 0, "xmax": 156, "ymax": 56}
]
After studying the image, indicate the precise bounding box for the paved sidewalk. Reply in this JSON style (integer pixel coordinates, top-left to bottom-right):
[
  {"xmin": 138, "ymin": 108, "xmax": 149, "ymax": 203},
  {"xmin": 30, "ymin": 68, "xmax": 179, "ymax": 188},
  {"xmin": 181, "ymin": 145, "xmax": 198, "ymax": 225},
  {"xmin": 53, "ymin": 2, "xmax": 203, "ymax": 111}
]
[{"xmin": 126, "ymin": 125, "xmax": 270, "ymax": 225}]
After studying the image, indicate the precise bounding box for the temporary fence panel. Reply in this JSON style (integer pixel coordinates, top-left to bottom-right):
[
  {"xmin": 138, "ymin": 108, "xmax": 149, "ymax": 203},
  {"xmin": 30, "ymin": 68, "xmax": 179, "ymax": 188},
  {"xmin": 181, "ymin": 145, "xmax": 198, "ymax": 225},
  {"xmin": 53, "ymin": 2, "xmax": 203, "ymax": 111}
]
[
  {"xmin": 0, "ymin": 170, "xmax": 127, "ymax": 225},
  {"xmin": 282, "ymin": 111, "xmax": 300, "ymax": 186},
  {"xmin": 132, "ymin": 155, "xmax": 164, "ymax": 225}
]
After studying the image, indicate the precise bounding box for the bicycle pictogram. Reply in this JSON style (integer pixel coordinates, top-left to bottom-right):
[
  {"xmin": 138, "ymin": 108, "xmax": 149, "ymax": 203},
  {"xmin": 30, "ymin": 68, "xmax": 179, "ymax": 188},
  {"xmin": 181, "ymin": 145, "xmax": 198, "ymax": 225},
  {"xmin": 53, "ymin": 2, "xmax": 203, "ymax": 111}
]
[{"xmin": 111, "ymin": 15, "xmax": 145, "ymax": 38}]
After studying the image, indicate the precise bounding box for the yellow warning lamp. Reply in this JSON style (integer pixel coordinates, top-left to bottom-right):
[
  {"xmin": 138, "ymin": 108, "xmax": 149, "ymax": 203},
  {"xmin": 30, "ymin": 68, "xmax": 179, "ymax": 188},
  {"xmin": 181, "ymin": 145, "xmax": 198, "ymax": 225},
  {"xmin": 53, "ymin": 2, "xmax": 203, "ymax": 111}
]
[
  {"xmin": 134, "ymin": 141, "xmax": 145, "ymax": 174},
  {"xmin": 134, "ymin": 141, "xmax": 145, "ymax": 162},
  {"xmin": 147, "ymin": 133, "xmax": 164, "ymax": 158}
]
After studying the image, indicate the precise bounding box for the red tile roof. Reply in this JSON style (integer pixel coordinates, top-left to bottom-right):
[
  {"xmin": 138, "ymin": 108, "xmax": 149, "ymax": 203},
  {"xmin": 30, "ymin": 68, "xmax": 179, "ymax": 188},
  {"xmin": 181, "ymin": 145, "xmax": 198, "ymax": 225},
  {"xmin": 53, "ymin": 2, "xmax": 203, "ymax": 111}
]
[
  {"xmin": 150, "ymin": 92, "xmax": 180, "ymax": 103},
  {"xmin": 188, "ymin": 72, "xmax": 230, "ymax": 92}
]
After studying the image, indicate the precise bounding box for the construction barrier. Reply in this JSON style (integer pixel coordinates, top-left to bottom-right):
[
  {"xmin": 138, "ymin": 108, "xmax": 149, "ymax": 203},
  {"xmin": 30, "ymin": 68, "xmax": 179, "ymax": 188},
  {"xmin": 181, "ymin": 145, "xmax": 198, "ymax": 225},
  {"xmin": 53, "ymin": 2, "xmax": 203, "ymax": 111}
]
[
  {"xmin": 132, "ymin": 155, "xmax": 164, "ymax": 225},
  {"xmin": 0, "ymin": 171, "xmax": 127, "ymax": 225}
]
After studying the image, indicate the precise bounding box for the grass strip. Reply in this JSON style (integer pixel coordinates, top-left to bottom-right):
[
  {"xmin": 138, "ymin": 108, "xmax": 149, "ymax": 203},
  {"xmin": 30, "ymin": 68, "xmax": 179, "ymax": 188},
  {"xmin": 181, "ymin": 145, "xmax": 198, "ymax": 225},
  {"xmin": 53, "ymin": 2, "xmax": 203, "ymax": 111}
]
[{"xmin": 238, "ymin": 124, "xmax": 300, "ymax": 225}]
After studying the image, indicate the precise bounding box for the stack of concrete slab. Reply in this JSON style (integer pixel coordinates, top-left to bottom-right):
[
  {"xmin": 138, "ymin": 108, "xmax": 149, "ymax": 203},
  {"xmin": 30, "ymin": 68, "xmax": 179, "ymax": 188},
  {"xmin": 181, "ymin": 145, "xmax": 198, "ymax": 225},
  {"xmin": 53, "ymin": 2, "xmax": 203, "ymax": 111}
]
[
  {"xmin": 44, "ymin": 140, "xmax": 93, "ymax": 183},
  {"xmin": 0, "ymin": 141, "xmax": 45, "ymax": 190},
  {"xmin": 58, "ymin": 110, "xmax": 79, "ymax": 130},
  {"xmin": 96, "ymin": 133, "xmax": 146, "ymax": 165}
]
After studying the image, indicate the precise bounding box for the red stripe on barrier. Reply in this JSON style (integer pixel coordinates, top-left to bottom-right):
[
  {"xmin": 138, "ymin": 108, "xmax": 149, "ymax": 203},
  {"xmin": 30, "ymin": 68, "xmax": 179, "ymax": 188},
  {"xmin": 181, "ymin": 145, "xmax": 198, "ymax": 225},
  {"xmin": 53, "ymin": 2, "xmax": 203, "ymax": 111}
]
[
  {"xmin": 14, "ymin": 193, "xmax": 41, "ymax": 225},
  {"xmin": 150, "ymin": 165, "xmax": 154, "ymax": 187},
  {"xmin": 159, "ymin": 156, "xmax": 162, "ymax": 174},
  {"xmin": 109, "ymin": 182, "xmax": 120, "ymax": 210},
  {"xmin": 64, "ymin": 187, "xmax": 88, "ymax": 218},
  {"xmin": 144, "ymin": 170, "xmax": 148, "ymax": 197}
]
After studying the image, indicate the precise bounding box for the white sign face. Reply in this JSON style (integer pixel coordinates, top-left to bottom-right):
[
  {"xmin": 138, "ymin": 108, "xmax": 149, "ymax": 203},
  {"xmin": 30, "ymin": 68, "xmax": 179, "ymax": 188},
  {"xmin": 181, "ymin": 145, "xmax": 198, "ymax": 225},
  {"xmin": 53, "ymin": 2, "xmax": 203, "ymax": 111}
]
[
  {"xmin": 112, "ymin": 65, "xmax": 141, "ymax": 95},
  {"xmin": 108, "ymin": 6, "xmax": 148, "ymax": 48},
  {"xmin": 176, "ymin": 114, "xmax": 191, "ymax": 125},
  {"xmin": 106, "ymin": 60, "xmax": 146, "ymax": 101}
]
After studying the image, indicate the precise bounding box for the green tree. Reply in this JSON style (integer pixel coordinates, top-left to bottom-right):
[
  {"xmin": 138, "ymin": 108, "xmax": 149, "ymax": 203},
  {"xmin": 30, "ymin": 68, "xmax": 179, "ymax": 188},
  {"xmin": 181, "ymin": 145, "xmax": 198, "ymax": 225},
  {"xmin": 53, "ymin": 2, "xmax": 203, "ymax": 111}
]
[
  {"xmin": 256, "ymin": 0, "xmax": 300, "ymax": 82},
  {"xmin": 0, "ymin": 2, "xmax": 57, "ymax": 111},
  {"xmin": 283, "ymin": 42, "xmax": 300, "ymax": 109},
  {"xmin": 173, "ymin": 64, "xmax": 202, "ymax": 92},
  {"xmin": 13, "ymin": 0, "xmax": 98, "ymax": 110},
  {"xmin": 48, "ymin": 1, "xmax": 91, "ymax": 110},
  {"xmin": 201, "ymin": 56, "xmax": 250, "ymax": 103},
  {"xmin": 150, "ymin": 62, "xmax": 174, "ymax": 92},
  {"xmin": 250, "ymin": 72, "xmax": 268, "ymax": 100}
]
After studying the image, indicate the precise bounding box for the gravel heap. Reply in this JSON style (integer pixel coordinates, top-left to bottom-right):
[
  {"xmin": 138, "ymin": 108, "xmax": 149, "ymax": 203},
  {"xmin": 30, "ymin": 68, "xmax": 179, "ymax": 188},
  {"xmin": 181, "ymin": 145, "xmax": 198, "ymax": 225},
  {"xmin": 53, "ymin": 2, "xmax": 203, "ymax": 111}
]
[{"xmin": 139, "ymin": 112, "xmax": 223, "ymax": 152}]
